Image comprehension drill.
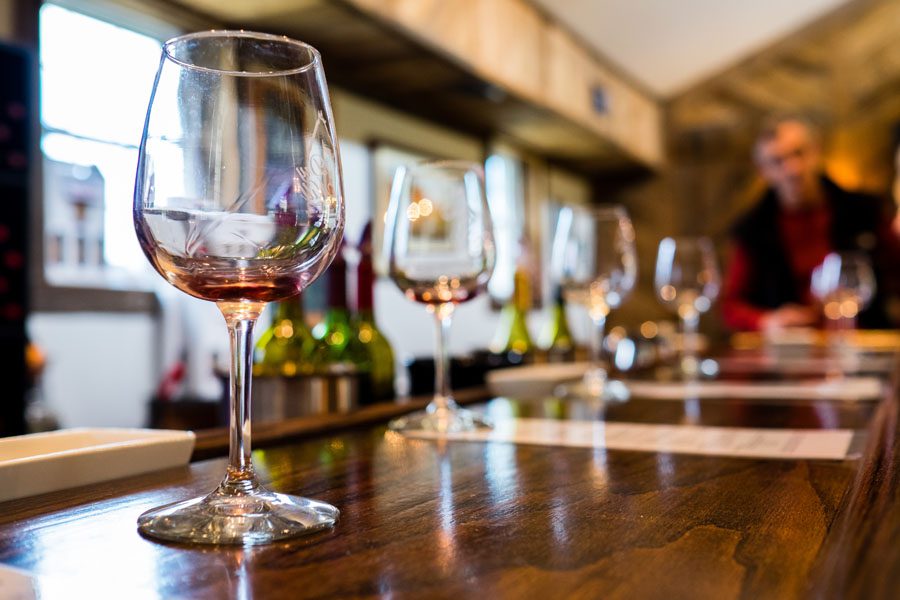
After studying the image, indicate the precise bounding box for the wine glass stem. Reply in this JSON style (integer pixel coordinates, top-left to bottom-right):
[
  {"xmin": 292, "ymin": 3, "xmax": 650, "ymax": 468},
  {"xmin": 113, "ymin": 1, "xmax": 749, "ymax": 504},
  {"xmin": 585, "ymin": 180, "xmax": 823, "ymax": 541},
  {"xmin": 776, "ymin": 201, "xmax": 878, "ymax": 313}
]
[
  {"xmin": 682, "ymin": 311, "xmax": 699, "ymax": 374},
  {"xmin": 433, "ymin": 306, "xmax": 454, "ymax": 411},
  {"xmin": 589, "ymin": 313, "xmax": 607, "ymax": 368},
  {"xmin": 221, "ymin": 303, "xmax": 263, "ymax": 490}
]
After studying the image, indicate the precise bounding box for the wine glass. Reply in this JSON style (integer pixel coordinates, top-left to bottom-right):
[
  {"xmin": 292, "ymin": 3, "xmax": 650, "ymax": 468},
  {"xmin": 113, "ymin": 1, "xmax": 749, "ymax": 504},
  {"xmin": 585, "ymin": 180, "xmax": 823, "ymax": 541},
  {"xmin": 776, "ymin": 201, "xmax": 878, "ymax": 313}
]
[
  {"xmin": 811, "ymin": 251, "xmax": 876, "ymax": 328},
  {"xmin": 655, "ymin": 237, "xmax": 720, "ymax": 377},
  {"xmin": 133, "ymin": 31, "xmax": 344, "ymax": 545},
  {"xmin": 385, "ymin": 161, "xmax": 495, "ymax": 433},
  {"xmin": 811, "ymin": 252, "xmax": 876, "ymax": 371},
  {"xmin": 551, "ymin": 204, "xmax": 637, "ymax": 396}
]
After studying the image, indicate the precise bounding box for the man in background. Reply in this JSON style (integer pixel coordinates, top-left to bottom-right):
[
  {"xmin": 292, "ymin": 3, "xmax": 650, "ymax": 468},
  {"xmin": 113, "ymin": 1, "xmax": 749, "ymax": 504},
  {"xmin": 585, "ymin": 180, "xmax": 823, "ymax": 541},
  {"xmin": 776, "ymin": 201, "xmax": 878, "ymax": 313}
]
[{"xmin": 722, "ymin": 116, "xmax": 899, "ymax": 332}]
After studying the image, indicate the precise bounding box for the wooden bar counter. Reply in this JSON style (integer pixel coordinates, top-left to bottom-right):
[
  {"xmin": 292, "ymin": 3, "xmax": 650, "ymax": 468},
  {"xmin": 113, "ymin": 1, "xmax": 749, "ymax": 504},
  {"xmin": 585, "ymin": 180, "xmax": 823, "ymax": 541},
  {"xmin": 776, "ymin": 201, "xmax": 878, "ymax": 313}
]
[{"xmin": 0, "ymin": 376, "xmax": 898, "ymax": 598}]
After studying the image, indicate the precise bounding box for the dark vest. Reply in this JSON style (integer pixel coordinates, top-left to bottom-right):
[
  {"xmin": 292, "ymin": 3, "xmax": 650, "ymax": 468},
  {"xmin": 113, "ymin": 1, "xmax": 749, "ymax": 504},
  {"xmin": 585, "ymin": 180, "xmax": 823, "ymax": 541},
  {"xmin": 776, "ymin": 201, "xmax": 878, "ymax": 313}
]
[{"xmin": 731, "ymin": 177, "xmax": 890, "ymax": 328}]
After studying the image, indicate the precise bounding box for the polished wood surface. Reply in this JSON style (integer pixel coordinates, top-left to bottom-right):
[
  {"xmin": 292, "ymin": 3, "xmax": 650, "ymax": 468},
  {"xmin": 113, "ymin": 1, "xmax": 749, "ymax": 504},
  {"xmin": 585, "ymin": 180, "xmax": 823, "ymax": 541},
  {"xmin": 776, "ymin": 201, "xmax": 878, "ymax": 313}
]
[
  {"xmin": 192, "ymin": 386, "xmax": 491, "ymax": 460},
  {"xmin": 1, "ymin": 375, "xmax": 896, "ymax": 599}
]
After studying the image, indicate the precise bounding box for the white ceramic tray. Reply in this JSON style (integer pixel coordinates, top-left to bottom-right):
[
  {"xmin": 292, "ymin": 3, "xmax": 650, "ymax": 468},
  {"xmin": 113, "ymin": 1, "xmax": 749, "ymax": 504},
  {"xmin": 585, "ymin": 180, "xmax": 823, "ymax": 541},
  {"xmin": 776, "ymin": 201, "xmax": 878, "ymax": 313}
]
[{"xmin": 0, "ymin": 428, "xmax": 195, "ymax": 502}]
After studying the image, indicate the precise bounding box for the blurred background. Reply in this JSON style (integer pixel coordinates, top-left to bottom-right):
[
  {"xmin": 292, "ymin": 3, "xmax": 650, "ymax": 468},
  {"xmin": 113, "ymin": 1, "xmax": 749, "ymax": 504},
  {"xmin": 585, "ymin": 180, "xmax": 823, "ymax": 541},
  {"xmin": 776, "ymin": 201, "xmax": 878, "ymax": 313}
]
[{"xmin": 1, "ymin": 0, "xmax": 898, "ymax": 433}]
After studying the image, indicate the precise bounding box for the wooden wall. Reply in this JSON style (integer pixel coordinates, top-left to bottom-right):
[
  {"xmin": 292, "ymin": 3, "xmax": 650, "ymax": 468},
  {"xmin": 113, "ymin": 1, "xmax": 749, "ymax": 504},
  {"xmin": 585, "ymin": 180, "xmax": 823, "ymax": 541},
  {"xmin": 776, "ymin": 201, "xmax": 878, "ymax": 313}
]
[
  {"xmin": 612, "ymin": 0, "xmax": 900, "ymax": 335},
  {"xmin": 344, "ymin": 0, "xmax": 663, "ymax": 168}
]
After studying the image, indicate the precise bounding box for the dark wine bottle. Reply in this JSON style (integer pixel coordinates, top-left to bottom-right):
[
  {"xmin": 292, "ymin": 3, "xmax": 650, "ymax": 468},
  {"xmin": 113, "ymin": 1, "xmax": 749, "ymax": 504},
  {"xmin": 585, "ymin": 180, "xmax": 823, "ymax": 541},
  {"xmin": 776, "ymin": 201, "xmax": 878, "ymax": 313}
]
[{"xmin": 352, "ymin": 223, "xmax": 396, "ymax": 404}]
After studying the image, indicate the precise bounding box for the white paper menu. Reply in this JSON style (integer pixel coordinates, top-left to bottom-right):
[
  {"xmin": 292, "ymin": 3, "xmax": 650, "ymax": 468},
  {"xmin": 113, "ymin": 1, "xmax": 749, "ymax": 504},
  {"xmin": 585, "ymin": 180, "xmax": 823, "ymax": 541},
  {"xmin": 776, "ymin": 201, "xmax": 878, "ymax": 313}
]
[
  {"xmin": 404, "ymin": 418, "xmax": 855, "ymax": 460},
  {"xmin": 624, "ymin": 376, "xmax": 883, "ymax": 402}
]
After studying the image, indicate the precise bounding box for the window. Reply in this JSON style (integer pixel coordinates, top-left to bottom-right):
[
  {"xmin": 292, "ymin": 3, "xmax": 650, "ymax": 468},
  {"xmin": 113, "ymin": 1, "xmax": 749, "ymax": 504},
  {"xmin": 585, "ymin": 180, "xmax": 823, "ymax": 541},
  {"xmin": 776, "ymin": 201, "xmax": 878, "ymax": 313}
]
[
  {"xmin": 485, "ymin": 154, "xmax": 527, "ymax": 302},
  {"xmin": 39, "ymin": 3, "xmax": 178, "ymax": 290}
]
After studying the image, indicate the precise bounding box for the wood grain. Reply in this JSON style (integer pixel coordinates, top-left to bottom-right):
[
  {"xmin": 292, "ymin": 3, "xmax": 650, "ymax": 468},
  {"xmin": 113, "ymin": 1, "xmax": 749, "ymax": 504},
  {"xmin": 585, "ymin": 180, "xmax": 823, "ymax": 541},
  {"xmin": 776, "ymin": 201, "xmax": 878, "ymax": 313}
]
[{"xmin": 0, "ymin": 382, "xmax": 893, "ymax": 598}]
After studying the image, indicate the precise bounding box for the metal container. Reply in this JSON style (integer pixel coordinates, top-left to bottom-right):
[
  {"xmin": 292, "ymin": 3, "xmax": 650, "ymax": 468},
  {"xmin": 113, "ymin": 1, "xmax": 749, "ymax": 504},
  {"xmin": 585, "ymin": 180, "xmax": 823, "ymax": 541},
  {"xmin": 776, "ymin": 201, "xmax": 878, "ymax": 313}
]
[{"xmin": 252, "ymin": 374, "xmax": 360, "ymax": 423}]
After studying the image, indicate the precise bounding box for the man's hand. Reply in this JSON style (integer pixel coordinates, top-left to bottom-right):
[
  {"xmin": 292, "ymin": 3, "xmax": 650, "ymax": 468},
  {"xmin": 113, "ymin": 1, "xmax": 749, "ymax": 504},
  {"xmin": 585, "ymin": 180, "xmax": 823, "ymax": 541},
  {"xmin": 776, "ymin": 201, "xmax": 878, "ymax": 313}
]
[{"xmin": 759, "ymin": 304, "xmax": 818, "ymax": 334}]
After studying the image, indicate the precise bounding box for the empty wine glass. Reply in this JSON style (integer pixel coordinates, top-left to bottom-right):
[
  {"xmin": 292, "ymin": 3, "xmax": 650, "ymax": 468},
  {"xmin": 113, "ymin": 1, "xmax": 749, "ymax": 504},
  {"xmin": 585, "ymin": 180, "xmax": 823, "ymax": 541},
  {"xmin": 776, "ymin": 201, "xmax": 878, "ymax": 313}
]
[
  {"xmin": 134, "ymin": 31, "xmax": 344, "ymax": 544},
  {"xmin": 655, "ymin": 237, "xmax": 720, "ymax": 377},
  {"xmin": 385, "ymin": 161, "xmax": 495, "ymax": 433},
  {"xmin": 811, "ymin": 251, "xmax": 876, "ymax": 328},
  {"xmin": 811, "ymin": 251, "xmax": 876, "ymax": 373},
  {"xmin": 551, "ymin": 204, "xmax": 637, "ymax": 396}
]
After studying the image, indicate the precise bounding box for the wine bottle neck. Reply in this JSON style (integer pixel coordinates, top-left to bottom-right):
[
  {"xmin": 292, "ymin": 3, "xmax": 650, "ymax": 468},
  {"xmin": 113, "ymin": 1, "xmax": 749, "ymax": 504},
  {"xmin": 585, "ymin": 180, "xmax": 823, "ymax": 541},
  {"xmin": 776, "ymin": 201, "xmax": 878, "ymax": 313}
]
[
  {"xmin": 357, "ymin": 256, "xmax": 375, "ymax": 313},
  {"xmin": 327, "ymin": 253, "xmax": 348, "ymax": 309},
  {"xmin": 552, "ymin": 284, "xmax": 566, "ymax": 307},
  {"xmin": 512, "ymin": 268, "xmax": 531, "ymax": 312},
  {"xmin": 324, "ymin": 306, "xmax": 351, "ymax": 326},
  {"xmin": 355, "ymin": 308, "xmax": 376, "ymax": 325},
  {"xmin": 273, "ymin": 298, "xmax": 305, "ymax": 322}
]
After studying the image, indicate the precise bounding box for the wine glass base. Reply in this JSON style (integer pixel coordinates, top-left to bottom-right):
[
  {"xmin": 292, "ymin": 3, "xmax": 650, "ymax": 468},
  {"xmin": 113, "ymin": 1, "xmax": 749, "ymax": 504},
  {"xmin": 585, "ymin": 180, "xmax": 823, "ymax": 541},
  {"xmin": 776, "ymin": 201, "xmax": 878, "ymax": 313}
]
[
  {"xmin": 389, "ymin": 406, "xmax": 492, "ymax": 434},
  {"xmin": 137, "ymin": 486, "xmax": 338, "ymax": 545}
]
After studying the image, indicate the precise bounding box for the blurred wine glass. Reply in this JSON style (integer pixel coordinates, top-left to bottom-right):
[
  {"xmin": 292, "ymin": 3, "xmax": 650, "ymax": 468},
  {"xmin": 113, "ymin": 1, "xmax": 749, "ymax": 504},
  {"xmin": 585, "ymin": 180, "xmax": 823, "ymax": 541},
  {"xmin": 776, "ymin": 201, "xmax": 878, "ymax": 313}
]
[
  {"xmin": 810, "ymin": 251, "xmax": 876, "ymax": 328},
  {"xmin": 133, "ymin": 31, "xmax": 344, "ymax": 544},
  {"xmin": 552, "ymin": 204, "xmax": 637, "ymax": 396},
  {"xmin": 655, "ymin": 237, "xmax": 720, "ymax": 377},
  {"xmin": 385, "ymin": 161, "xmax": 495, "ymax": 433}
]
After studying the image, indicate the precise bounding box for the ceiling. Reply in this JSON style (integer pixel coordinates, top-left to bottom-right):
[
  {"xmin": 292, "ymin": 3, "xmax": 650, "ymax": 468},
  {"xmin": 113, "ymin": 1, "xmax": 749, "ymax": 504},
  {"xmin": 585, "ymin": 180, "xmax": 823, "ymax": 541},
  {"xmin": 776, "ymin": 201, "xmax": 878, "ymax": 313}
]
[{"xmin": 531, "ymin": 0, "xmax": 852, "ymax": 97}]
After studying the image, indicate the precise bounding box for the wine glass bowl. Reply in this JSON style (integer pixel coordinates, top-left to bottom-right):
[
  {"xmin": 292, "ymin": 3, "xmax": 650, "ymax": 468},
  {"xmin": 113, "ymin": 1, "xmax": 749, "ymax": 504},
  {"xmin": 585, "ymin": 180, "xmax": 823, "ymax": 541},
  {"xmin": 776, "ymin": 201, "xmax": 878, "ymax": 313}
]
[
  {"xmin": 811, "ymin": 251, "xmax": 876, "ymax": 324},
  {"xmin": 654, "ymin": 236, "xmax": 720, "ymax": 377},
  {"xmin": 385, "ymin": 161, "xmax": 495, "ymax": 433},
  {"xmin": 551, "ymin": 204, "xmax": 637, "ymax": 396},
  {"xmin": 133, "ymin": 31, "xmax": 343, "ymax": 545}
]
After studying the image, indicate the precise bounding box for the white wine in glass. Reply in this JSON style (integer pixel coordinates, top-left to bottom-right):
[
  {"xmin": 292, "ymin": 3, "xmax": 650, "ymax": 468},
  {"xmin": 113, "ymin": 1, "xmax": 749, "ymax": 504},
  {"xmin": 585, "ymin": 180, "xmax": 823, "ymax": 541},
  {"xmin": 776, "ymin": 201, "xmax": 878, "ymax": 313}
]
[
  {"xmin": 134, "ymin": 31, "xmax": 344, "ymax": 545},
  {"xmin": 385, "ymin": 161, "xmax": 495, "ymax": 433}
]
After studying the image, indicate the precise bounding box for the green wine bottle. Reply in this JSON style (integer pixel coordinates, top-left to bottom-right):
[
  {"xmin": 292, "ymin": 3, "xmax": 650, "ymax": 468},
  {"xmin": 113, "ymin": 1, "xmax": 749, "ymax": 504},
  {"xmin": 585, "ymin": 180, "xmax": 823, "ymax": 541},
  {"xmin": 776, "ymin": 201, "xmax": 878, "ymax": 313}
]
[
  {"xmin": 352, "ymin": 223, "xmax": 396, "ymax": 404},
  {"xmin": 491, "ymin": 262, "xmax": 533, "ymax": 359},
  {"xmin": 539, "ymin": 284, "xmax": 575, "ymax": 362},
  {"xmin": 312, "ymin": 241, "xmax": 366, "ymax": 374},
  {"xmin": 254, "ymin": 294, "xmax": 321, "ymax": 377}
]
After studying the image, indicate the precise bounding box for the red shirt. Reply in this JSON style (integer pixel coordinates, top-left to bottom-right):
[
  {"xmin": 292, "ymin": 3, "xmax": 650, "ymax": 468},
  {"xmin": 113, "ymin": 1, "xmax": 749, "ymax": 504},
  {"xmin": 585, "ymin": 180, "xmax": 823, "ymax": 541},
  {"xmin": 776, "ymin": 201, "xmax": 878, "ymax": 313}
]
[{"xmin": 722, "ymin": 203, "xmax": 832, "ymax": 331}]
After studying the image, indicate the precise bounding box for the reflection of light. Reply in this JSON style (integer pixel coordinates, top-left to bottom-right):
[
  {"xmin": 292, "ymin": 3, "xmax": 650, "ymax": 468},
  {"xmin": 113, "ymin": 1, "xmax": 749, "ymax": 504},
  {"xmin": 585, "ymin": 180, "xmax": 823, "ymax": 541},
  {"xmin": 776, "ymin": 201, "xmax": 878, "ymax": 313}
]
[
  {"xmin": 608, "ymin": 326, "xmax": 626, "ymax": 341},
  {"xmin": 677, "ymin": 304, "xmax": 697, "ymax": 319},
  {"xmin": 683, "ymin": 398, "xmax": 701, "ymax": 425},
  {"xmin": 700, "ymin": 359, "xmax": 719, "ymax": 377},
  {"xmin": 840, "ymin": 299, "xmax": 859, "ymax": 318},
  {"xmin": 640, "ymin": 321, "xmax": 658, "ymax": 338},
  {"xmin": 485, "ymin": 398, "xmax": 516, "ymax": 422},
  {"xmin": 656, "ymin": 452, "xmax": 675, "ymax": 486},
  {"xmin": 484, "ymin": 441, "xmax": 519, "ymax": 506},
  {"xmin": 419, "ymin": 198, "xmax": 433, "ymax": 216},
  {"xmin": 550, "ymin": 502, "xmax": 568, "ymax": 545},
  {"xmin": 275, "ymin": 320, "xmax": 293, "ymax": 338},
  {"xmin": 695, "ymin": 296, "xmax": 711, "ymax": 313},
  {"xmin": 591, "ymin": 441, "xmax": 608, "ymax": 490},
  {"xmin": 406, "ymin": 203, "xmax": 420, "ymax": 221},
  {"xmin": 824, "ymin": 301, "xmax": 842, "ymax": 320},
  {"xmin": 437, "ymin": 457, "xmax": 456, "ymax": 573},
  {"xmin": 660, "ymin": 284, "xmax": 676, "ymax": 301},
  {"xmin": 614, "ymin": 338, "xmax": 636, "ymax": 371}
]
